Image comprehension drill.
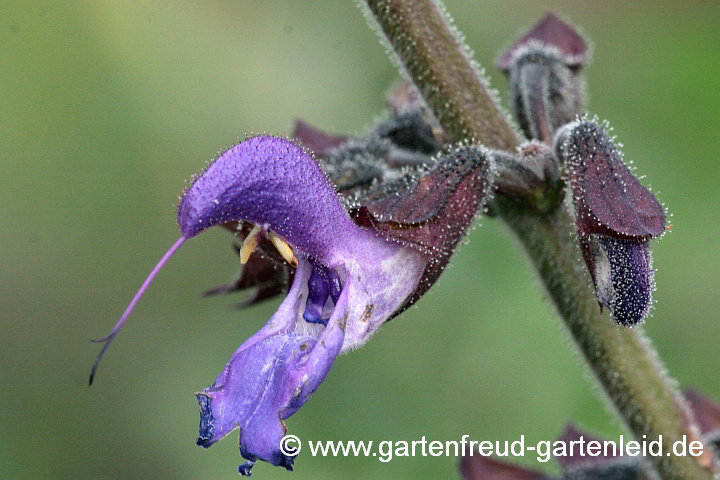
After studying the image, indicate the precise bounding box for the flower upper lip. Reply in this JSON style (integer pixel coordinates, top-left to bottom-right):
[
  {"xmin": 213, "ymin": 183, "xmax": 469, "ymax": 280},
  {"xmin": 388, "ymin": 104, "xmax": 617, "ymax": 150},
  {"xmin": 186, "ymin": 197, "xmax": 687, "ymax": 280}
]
[{"xmin": 176, "ymin": 135, "xmax": 356, "ymax": 265}]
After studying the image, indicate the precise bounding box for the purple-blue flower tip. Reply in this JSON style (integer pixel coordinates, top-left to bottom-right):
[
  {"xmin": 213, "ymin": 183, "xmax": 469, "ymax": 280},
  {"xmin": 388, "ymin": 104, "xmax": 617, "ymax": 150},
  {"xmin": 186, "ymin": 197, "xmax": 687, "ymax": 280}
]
[
  {"xmin": 195, "ymin": 334, "xmax": 317, "ymax": 467},
  {"xmin": 177, "ymin": 135, "xmax": 353, "ymax": 263}
]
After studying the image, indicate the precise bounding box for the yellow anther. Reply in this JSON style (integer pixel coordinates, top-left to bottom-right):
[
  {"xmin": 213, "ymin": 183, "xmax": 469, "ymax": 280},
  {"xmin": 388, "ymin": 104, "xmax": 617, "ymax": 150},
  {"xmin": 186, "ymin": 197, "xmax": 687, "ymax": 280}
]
[
  {"xmin": 268, "ymin": 232, "xmax": 298, "ymax": 268},
  {"xmin": 239, "ymin": 225, "xmax": 264, "ymax": 264}
]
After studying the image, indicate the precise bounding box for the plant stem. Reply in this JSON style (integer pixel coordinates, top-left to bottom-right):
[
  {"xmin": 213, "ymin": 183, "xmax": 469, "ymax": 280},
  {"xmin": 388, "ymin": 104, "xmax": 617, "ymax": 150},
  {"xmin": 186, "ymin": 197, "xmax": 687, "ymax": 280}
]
[
  {"xmin": 362, "ymin": 1, "xmax": 716, "ymax": 478},
  {"xmin": 498, "ymin": 200, "xmax": 714, "ymax": 480},
  {"xmin": 361, "ymin": 0, "xmax": 519, "ymax": 150}
]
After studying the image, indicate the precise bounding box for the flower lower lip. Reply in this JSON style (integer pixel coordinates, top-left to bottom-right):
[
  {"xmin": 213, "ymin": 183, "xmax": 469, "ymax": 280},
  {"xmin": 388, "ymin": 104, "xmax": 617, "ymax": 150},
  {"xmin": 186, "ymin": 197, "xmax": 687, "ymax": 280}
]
[{"xmin": 194, "ymin": 256, "xmax": 352, "ymax": 475}]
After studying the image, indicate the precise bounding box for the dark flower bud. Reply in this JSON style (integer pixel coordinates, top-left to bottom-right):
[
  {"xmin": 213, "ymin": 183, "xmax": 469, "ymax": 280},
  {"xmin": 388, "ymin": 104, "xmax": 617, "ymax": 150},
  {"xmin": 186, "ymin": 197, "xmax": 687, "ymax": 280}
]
[
  {"xmin": 293, "ymin": 118, "xmax": 435, "ymax": 195},
  {"xmin": 683, "ymin": 389, "xmax": 720, "ymax": 455},
  {"xmin": 508, "ymin": 46, "xmax": 586, "ymax": 143},
  {"xmin": 373, "ymin": 109, "xmax": 442, "ymax": 154},
  {"xmin": 307, "ymin": 133, "xmax": 391, "ymax": 193},
  {"xmin": 460, "ymin": 453, "xmax": 553, "ymax": 480},
  {"xmin": 385, "ymin": 80, "xmax": 446, "ymax": 145},
  {"xmin": 293, "ymin": 82, "xmax": 445, "ymax": 197},
  {"xmin": 554, "ymin": 120, "xmax": 665, "ymax": 326},
  {"xmin": 497, "ymin": 13, "xmax": 589, "ymax": 143}
]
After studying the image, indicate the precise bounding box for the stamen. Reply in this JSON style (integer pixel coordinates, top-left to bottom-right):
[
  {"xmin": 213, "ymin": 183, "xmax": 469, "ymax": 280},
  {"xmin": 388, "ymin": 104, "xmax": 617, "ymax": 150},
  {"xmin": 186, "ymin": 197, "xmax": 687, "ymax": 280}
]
[
  {"xmin": 89, "ymin": 236, "xmax": 186, "ymax": 385},
  {"xmin": 239, "ymin": 225, "xmax": 264, "ymax": 264},
  {"xmin": 268, "ymin": 232, "xmax": 298, "ymax": 267}
]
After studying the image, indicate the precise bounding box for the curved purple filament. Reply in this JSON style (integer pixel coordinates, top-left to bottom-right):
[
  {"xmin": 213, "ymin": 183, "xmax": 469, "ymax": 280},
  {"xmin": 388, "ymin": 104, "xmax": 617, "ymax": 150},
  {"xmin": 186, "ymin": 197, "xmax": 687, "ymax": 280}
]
[{"xmin": 89, "ymin": 236, "xmax": 186, "ymax": 385}]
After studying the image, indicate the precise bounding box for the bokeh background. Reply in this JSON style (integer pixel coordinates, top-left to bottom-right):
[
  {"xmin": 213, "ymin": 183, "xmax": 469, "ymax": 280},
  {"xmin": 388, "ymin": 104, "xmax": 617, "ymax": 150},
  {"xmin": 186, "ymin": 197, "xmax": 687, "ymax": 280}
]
[{"xmin": 2, "ymin": 1, "xmax": 719, "ymax": 478}]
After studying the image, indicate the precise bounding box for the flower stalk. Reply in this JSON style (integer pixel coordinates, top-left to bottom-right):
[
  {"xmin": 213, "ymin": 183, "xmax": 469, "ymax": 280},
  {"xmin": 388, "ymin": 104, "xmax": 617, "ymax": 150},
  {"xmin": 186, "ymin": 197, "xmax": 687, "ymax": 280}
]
[{"xmin": 362, "ymin": 0, "xmax": 716, "ymax": 479}]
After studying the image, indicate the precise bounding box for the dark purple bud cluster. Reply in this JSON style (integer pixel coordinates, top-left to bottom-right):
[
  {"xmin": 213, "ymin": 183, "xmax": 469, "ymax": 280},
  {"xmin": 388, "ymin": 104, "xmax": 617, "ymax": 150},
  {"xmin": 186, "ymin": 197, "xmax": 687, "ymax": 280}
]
[
  {"xmin": 293, "ymin": 95, "xmax": 442, "ymax": 197},
  {"xmin": 497, "ymin": 14, "xmax": 665, "ymax": 326}
]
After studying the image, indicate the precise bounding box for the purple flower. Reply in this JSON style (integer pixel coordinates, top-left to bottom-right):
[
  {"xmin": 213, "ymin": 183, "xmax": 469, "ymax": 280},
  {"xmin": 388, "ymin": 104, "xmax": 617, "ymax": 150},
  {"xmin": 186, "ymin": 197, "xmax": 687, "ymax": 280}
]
[
  {"xmin": 92, "ymin": 134, "xmax": 493, "ymax": 474},
  {"xmin": 554, "ymin": 120, "xmax": 665, "ymax": 325}
]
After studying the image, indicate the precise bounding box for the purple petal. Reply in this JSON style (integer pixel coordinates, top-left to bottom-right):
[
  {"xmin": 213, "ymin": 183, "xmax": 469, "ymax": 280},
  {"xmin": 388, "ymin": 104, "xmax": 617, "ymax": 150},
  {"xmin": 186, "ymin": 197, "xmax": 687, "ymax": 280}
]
[
  {"xmin": 593, "ymin": 235, "xmax": 653, "ymax": 326},
  {"xmin": 196, "ymin": 265, "xmax": 351, "ymax": 473},
  {"xmin": 177, "ymin": 135, "xmax": 355, "ymax": 264},
  {"xmin": 556, "ymin": 121, "xmax": 665, "ymax": 238},
  {"xmin": 196, "ymin": 233, "xmax": 428, "ymax": 472}
]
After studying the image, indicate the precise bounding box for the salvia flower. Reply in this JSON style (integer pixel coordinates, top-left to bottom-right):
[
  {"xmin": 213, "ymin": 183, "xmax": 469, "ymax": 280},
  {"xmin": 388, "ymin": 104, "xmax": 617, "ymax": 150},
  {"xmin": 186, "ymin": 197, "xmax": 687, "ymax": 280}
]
[
  {"xmin": 554, "ymin": 119, "xmax": 666, "ymax": 325},
  {"xmin": 92, "ymin": 132, "xmax": 493, "ymax": 475},
  {"xmin": 495, "ymin": 15, "xmax": 667, "ymax": 327}
]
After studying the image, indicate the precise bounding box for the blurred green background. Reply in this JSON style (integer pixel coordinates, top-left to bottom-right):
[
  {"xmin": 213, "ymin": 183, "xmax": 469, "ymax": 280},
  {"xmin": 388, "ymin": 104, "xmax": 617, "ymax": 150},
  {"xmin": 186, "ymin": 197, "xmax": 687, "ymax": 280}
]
[{"xmin": 1, "ymin": 0, "xmax": 719, "ymax": 478}]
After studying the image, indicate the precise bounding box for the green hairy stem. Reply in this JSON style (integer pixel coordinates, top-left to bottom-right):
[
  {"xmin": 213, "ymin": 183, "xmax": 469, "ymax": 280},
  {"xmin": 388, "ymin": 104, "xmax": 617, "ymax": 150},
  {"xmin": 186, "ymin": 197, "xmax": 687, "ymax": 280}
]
[{"xmin": 361, "ymin": 1, "xmax": 716, "ymax": 479}]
